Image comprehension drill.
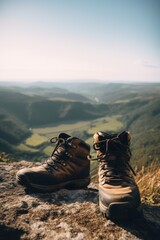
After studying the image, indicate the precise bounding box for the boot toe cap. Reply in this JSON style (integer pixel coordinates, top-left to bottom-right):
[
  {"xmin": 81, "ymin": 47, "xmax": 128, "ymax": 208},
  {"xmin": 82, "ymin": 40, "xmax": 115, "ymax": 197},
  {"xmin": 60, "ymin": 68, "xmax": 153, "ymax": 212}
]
[
  {"xmin": 16, "ymin": 167, "xmax": 51, "ymax": 186},
  {"xmin": 16, "ymin": 168, "xmax": 31, "ymax": 186},
  {"xmin": 99, "ymin": 183, "xmax": 141, "ymax": 208}
]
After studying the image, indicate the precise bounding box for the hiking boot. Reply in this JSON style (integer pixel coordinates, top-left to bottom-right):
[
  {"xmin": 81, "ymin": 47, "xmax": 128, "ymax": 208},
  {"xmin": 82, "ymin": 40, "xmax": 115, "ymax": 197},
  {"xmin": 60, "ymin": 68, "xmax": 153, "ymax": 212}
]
[
  {"xmin": 92, "ymin": 131, "xmax": 141, "ymax": 220},
  {"xmin": 16, "ymin": 133, "xmax": 90, "ymax": 192}
]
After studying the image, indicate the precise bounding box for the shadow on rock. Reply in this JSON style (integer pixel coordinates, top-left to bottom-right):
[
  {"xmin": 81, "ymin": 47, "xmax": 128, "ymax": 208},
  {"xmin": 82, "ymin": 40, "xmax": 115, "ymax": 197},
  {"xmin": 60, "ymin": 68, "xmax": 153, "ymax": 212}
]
[
  {"xmin": 113, "ymin": 204, "xmax": 160, "ymax": 240},
  {"xmin": 0, "ymin": 224, "xmax": 26, "ymax": 240}
]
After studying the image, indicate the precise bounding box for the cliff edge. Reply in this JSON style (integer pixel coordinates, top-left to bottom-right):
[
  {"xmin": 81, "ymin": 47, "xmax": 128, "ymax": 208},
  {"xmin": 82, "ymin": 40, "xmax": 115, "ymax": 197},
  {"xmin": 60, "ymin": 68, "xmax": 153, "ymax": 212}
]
[{"xmin": 0, "ymin": 161, "xmax": 160, "ymax": 240}]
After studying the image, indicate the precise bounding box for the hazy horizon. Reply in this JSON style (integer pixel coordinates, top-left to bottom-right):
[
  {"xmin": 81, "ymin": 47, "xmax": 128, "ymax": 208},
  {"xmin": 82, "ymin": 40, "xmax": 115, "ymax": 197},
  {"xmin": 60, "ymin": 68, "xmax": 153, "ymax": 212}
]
[
  {"xmin": 0, "ymin": 0, "xmax": 160, "ymax": 83},
  {"xmin": 0, "ymin": 79, "xmax": 160, "ymax": 85}
]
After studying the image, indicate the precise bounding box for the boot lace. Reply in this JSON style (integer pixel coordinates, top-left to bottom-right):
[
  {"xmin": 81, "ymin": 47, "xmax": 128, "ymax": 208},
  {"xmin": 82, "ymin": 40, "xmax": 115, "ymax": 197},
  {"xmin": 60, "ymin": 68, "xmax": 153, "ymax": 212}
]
[
  {"xmin": 88, "ymin": 138, "xmax": 136, "ymax": 184},
  {"xmin": 44, "ymin": 137, "xmax": 75, "ymax": 172}
]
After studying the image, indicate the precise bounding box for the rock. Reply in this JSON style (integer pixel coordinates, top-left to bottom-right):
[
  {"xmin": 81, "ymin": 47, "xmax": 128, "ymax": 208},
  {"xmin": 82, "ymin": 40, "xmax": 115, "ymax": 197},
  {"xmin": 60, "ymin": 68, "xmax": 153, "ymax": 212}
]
[{"xmin": 0, "ymin": 161, "xmax": 160, "ymax": 240}]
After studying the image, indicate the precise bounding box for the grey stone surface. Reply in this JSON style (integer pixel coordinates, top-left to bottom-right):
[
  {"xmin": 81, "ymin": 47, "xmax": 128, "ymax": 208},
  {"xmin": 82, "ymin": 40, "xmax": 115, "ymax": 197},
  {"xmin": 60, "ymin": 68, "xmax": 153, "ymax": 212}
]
[{"xmin": 0, "ymin": 161, "xmax": 160, "ymax": 240}]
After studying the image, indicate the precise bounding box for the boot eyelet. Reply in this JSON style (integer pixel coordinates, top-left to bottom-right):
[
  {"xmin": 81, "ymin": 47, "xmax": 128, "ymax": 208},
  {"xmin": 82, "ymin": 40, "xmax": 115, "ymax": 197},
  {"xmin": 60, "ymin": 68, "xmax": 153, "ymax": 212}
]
[
  {"xmin": 101, "ymin": 180, "xmax": 106, "ymax": 185},
  {"xmin": 66, "ymin": 152, "xmax": 72, "ymax": 158},
  {"xmin": 68, "ymin": 143, "xmax": 76, "ymax": 148},
  {"xmin": 59, "ymin": 138, "xmax": 65, "ymax": 144},
  {"xmin": 50, "ymin": 137, "xmax": 58, "ymax": 143}
]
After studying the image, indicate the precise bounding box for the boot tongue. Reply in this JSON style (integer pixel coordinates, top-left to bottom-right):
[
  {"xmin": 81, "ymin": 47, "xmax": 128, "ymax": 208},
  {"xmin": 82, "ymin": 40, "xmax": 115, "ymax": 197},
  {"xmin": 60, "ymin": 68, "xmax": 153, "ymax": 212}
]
[
  {"xmin": 58, "ymin": 133, "xmax": 78, "ymax": 145},
  {"xmin": 53, "ymin": 133, "xmax": 71, "ymax": 156},
  {"xmin": 57, "ymin": 135, "xmax": 78, "ymax": 153},
  {"xmin": 93, "ymin": 131, "xmax": 116, "ymax": 143},
  {"xmin": 93, "ymin": 132, "xmax": 106, "ymax": 143},
  {"xmin": 118, "ymin": 131, "xmax": 131, "ymax": 146},
  {"xmin": 58, "ymin": 133, "xmax": 71, "ymax": 139},
  {"xmin": 93, "ymin": 131, "xmax": 131, "ymax": 161}
]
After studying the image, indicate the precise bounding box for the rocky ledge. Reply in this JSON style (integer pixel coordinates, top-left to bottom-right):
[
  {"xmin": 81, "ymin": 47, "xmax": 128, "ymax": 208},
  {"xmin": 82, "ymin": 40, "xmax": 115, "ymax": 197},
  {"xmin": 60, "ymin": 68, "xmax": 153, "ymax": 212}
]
[{"xmin": 0, "ymin": 161, "xmax": 160, "ymax": 240}]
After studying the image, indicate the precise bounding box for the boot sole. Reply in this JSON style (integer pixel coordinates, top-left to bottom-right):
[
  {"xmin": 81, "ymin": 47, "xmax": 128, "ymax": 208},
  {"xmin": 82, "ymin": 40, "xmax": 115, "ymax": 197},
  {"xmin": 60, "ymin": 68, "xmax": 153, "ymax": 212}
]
[
  {"xmin": 17, "ymin": 174, "xmax": 90, "ymax": 192},
  {"xmin": 99, "ymin": 200, "xmax": 141, "ymax": 220}
]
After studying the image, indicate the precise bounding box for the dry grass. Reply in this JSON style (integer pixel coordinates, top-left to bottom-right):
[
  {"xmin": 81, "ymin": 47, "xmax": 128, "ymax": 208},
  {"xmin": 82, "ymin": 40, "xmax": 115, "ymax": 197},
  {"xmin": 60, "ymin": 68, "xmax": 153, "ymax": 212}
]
[{"xmin": 136, "ymin": 162, "xmax": 160, "ymax": 205}]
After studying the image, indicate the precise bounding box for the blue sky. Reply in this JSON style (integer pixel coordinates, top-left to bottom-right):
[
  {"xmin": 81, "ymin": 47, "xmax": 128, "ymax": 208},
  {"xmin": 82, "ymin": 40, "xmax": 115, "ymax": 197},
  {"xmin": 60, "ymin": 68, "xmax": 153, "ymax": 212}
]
[{"xmin": 0, "ymin": 0, "xmax": 160, "ymax": 82}]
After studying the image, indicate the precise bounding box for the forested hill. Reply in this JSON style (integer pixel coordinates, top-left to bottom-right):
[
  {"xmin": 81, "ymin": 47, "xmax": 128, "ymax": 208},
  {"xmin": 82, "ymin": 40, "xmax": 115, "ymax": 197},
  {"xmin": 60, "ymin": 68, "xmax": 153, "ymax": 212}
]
[
  {"xmin": 0, "ymin": 89, "xmax": 108, "ymax": 154},
  {"xmin": 0, "ymin": 83, "xmax": 159, "ymax": 166},
  {"xmin": 0, "ymin": 89, "xmax": 108, "ymax": 126}
]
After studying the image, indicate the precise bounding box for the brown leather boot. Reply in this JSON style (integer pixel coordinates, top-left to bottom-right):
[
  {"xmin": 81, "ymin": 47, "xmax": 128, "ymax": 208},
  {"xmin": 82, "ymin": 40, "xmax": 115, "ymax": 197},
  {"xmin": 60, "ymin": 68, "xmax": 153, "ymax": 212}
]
[
  {"xmin": 16, "ymin": 133, "xmax": 90, "ymax": 192},
  {"xmin": 93, "ymin": 131, "xmax": 141, "ymax": 220}
]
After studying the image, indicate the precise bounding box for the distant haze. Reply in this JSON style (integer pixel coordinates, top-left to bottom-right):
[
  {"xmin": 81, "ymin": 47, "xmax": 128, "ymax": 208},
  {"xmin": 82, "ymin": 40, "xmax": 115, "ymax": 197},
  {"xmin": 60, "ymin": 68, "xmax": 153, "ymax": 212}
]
[{"xmin": 0, "ymin": 0, "xmax": 160, "ymax": 83}]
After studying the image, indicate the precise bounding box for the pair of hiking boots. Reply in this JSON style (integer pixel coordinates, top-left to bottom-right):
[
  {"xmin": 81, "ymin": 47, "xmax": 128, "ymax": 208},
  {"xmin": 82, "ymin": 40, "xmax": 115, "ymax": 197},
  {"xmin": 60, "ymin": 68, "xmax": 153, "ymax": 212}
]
[{"xmin": 16, "ymin": 131, "xmax": 141, "ymax": 220}]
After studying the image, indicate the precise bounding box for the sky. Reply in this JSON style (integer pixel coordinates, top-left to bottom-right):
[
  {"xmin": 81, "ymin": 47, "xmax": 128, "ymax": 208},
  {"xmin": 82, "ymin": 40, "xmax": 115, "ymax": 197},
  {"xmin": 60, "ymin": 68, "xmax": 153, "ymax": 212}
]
[{"xmin": 0, "ymin": 0, "xmax": 160, "ymax": 82}]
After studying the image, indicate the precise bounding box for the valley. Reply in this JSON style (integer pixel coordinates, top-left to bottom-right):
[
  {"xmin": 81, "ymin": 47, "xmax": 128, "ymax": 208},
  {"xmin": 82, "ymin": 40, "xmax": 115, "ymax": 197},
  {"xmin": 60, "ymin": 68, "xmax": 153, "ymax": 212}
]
[{"xmin": 0, "ymin": 82, "xmax": 159, "ymax": 171}]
